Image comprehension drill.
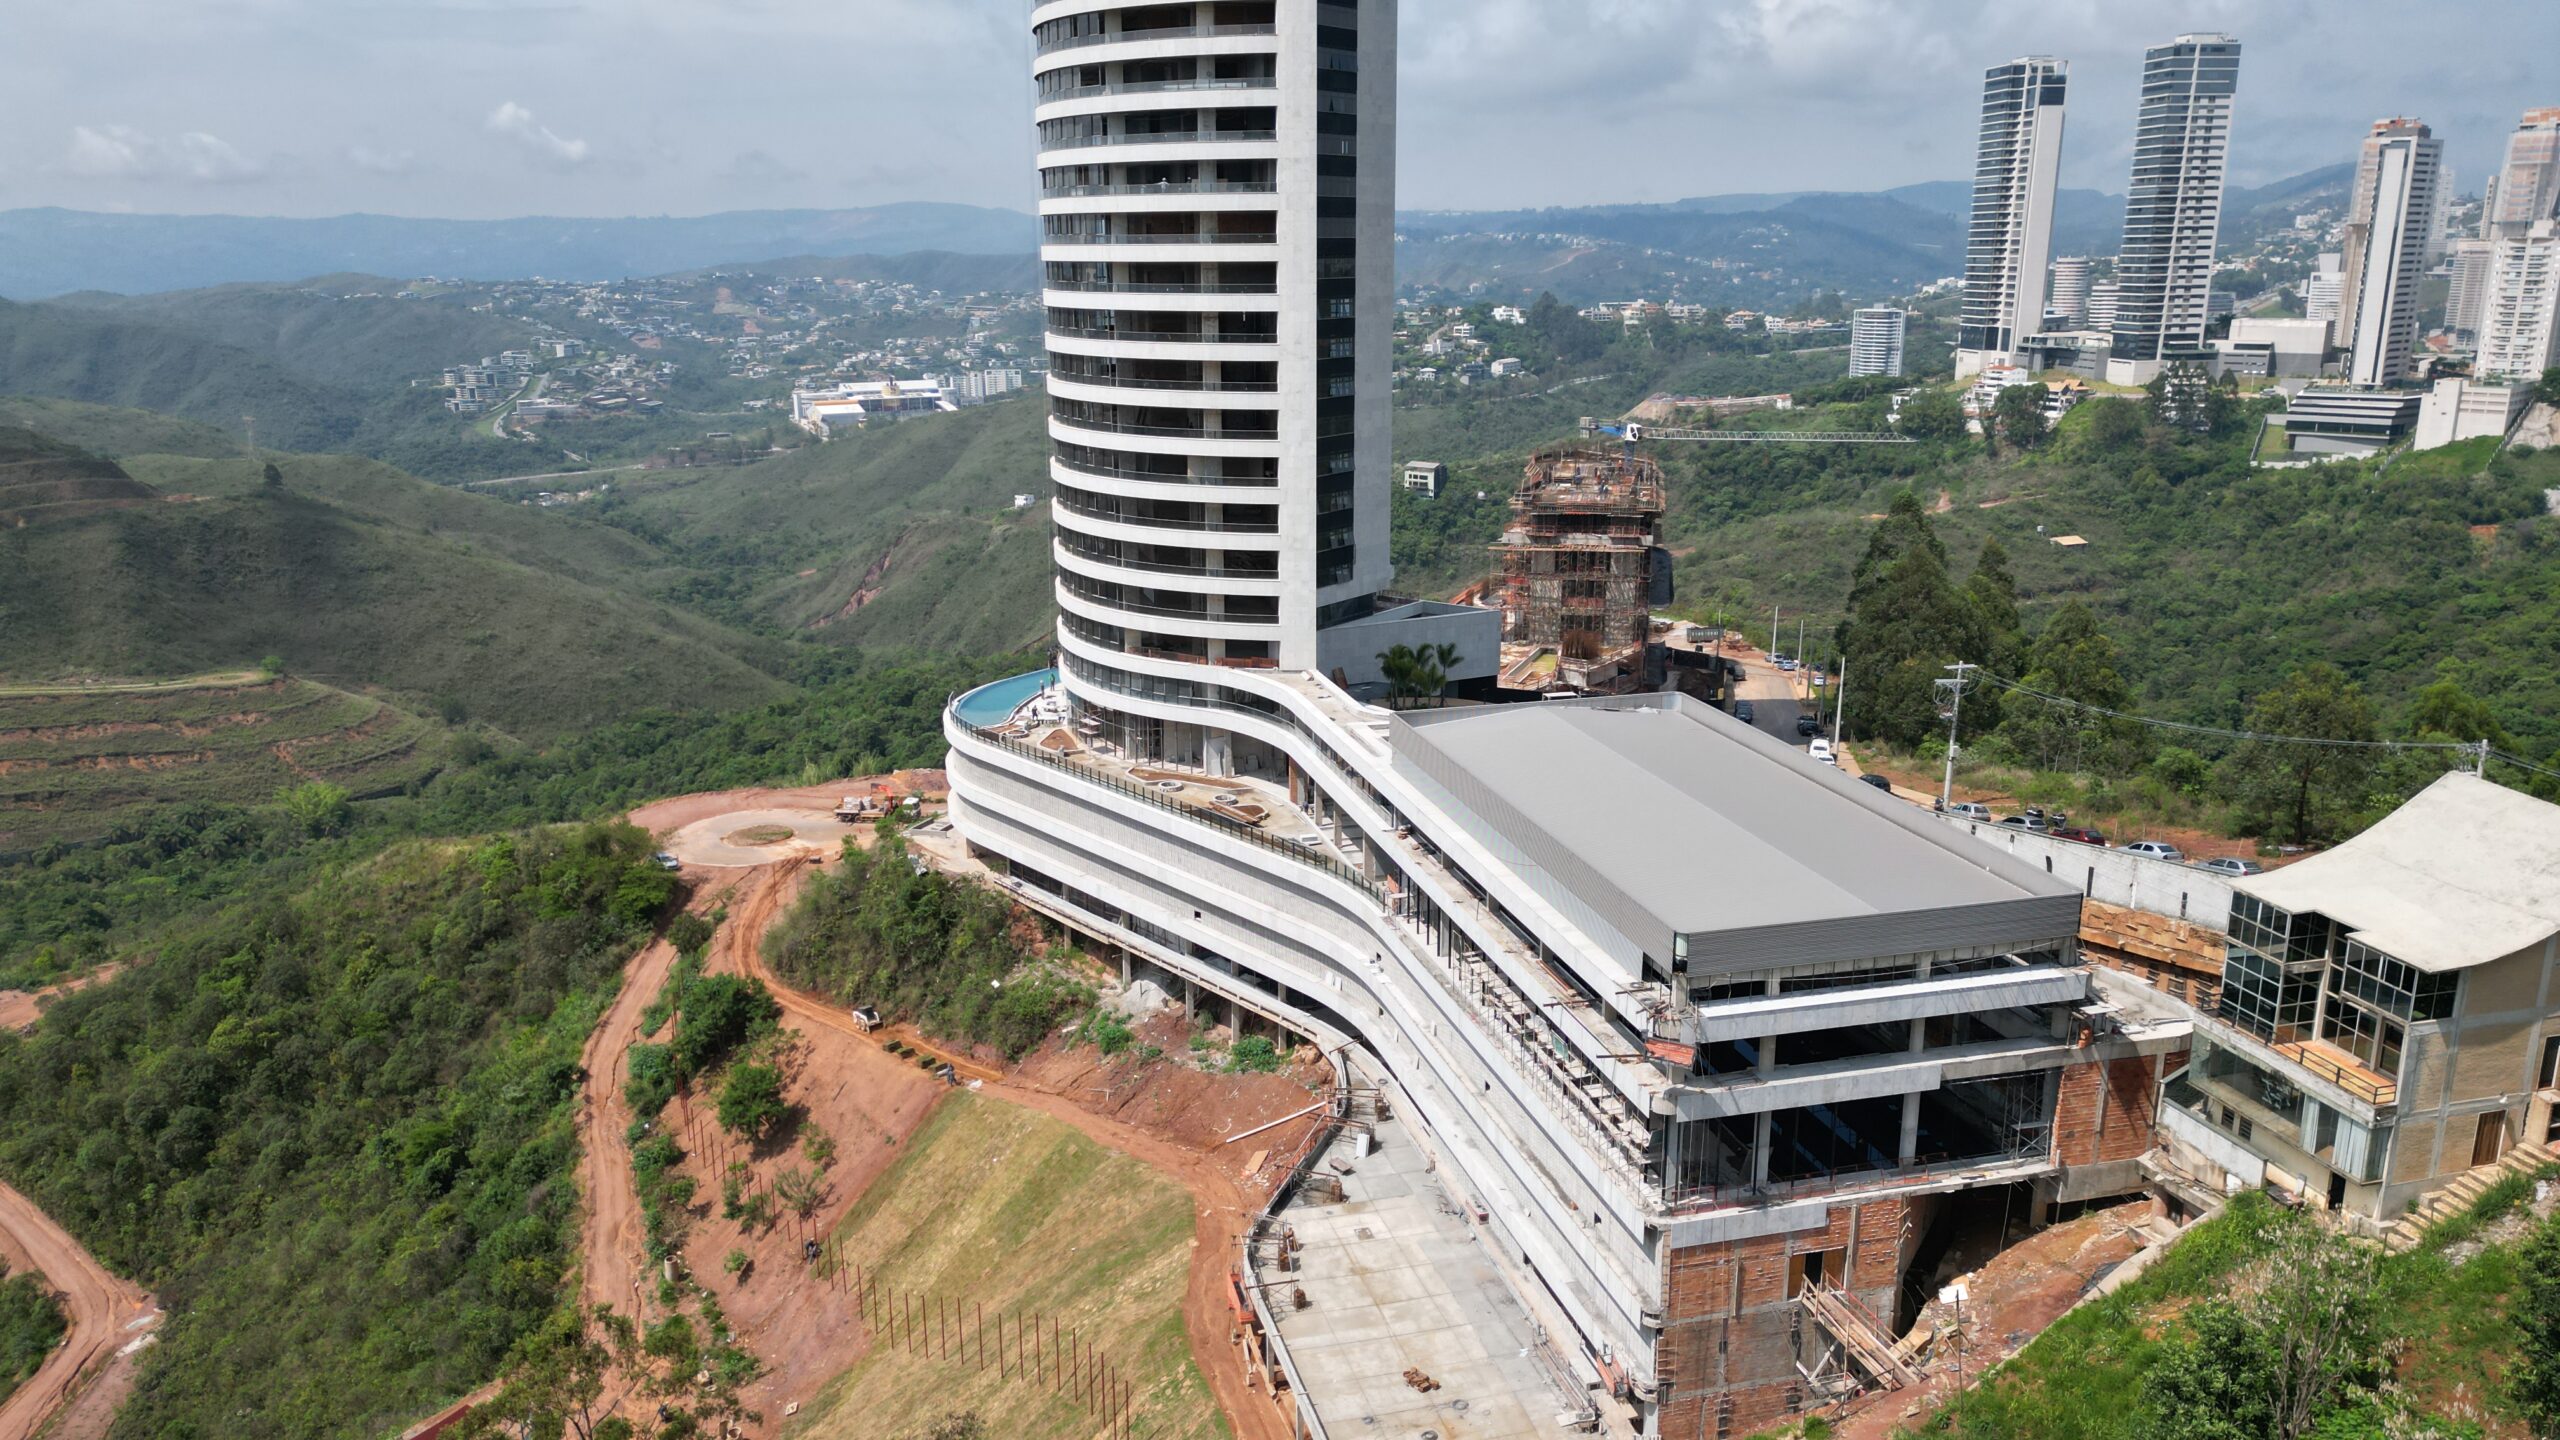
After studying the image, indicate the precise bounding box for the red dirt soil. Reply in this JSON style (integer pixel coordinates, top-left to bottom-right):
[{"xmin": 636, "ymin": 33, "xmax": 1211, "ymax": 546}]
[
  {"xmin": 0, "ymin": 964, "xmax": 124, "ymax": 1034},
  {"xmin": 0, "ymin": 1180, "xmax": 158, "ymax": 1440},
  {"xmin": 1828, "ymin": 1200, "xmax": 2155, "ymax": 1440}
]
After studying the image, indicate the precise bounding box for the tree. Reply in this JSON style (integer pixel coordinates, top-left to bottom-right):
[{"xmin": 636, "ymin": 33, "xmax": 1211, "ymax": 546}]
[
  {"xmin": 2226, "ymin": 664, "xmax": 2378, "ymax": 845},
  {"xmin": 278, "ymin": 780, "xmax": 352, "ymax": 837},
  {"xmin": 2404, "ymin": 670, "xmax": 2511, "ymax": 751},
  {"xmin": 456, "ymin": 1305, "xmax": 637, "ymax": 1440},
  {"xmin": 717, "ymin": 1063, "xmax": 788, "ymax": 1143},
  {"xmin": 2252, "ymin": 1215, "xmax": 2384, "ymax": 1440},
  {"xmin": 1375, "ymin": 644, "xmax": 1447, "ymax": 710},
  {"xmin": 2079, "ymin": 395, "xmax": 2145, "ymax": 453},
  {"xmin": 1995, "ymin": 602, "xmax": 2150, "ymax": 774},
  {"xmin": 1843, "ymin": 544, "xmax": 1982, "ymax": 747},
  {"xmin": 2143, "ymin": 1300, "xmax": 2281, "ymax": 1440},
  {"xmin": 261, "ymin": 461, "xmax": 284, "ymax": 487},
  {"xmin": 1839, "ymin": 489, "xmax": 1947, "ymax": 653},
  {"xmin": 1897, "ymin": 387, "xmax": 1968, "ymax": 441},
  {"xmin": 1992, "ymin": 383, "xmax": 2050, "ymax": 449},
  {"xmin": 773, "ymin": 1164, "xmax": 826, "ymax": 1220},
  {"xmin": 2513, "ymin": 1213, "xmax": 2560, "ymax": 1437},
  {"xmin": 2535, "ymin": 366, "xmax": 2560, "ymax": 409}
]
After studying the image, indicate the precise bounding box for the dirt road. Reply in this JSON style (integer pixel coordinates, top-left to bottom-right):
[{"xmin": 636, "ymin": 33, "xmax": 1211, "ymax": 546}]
[
  {"xmin": 0, "ymin": 965, "xmax": 125, "ymax": 1034},
  {"xmin": 0, "ymin": 1181, "xmax": 157, "ymax": 1440}
]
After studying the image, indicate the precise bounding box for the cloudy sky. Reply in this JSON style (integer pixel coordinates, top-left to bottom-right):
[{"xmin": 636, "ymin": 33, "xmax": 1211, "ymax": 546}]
[{"xmin": 3, "ymin": 0, "xmax": 2550, "ymax": 220}]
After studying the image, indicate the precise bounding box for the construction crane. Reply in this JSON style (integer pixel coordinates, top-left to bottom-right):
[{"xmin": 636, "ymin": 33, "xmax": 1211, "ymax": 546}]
[{"xmin": 1577, "ymin": 417, "xmax": 1912, "ymax": 460}]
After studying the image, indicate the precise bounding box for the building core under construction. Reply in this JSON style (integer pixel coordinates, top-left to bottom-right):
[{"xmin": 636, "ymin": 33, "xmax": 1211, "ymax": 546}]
[{"xmin": 1493, "ymin": 445, "xmax": 1668, "ymax": 694}]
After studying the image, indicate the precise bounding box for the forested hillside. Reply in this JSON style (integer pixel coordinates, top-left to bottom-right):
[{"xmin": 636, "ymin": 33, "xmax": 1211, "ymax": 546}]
[{"xmin": 0, "ymin": 823, "xmax": 674, "ymax": 1438}]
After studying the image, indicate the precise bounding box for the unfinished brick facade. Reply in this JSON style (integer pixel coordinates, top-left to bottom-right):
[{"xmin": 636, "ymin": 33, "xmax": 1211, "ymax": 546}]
[
  {"xmin": 2054, "ymin": 1051, "xmax": 2177, "ymax": 1168},
  {"xmin": 1490, "ymin": 445, "xmax": 1664, "ymax": 694},
  {"xmin": 1653, "ymin": 1194, "xmax": 1932, "ymax": 1438}
]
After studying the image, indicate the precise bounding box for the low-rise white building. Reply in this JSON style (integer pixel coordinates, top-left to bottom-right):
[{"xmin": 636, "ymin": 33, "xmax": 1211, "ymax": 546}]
[
  {"xmin": 789, "ymin": 379, "xmax": 959, "ymax": 433},
  {"xmin": 2412, "ymin": 377, "xmax": 2532, "ymax": 451}
]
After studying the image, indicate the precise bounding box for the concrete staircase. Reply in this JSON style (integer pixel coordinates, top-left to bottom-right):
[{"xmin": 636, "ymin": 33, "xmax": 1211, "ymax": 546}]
[{"xmin": 2383, "ymin": 1140, "xmax": 2556, "ymax": 1253}]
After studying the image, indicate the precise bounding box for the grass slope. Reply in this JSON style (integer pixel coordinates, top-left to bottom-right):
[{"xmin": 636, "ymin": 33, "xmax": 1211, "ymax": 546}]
[
  {"xmin": 0, "ymin": 438, "xmax": 792, "ymax": 742},
  {"xmin": 600, "ymin": 393, "xmax": 1057, "ymax": 653},
  {"xmin": 0, "ymin": 675, "xmax": 450, "ymax": 853},
  {"xmin": 0, "ymin": 396, "xmax": 246, "ymax": 460},
  {"xmin": 789, "ymin": 1093, "xmax": 1224, "ymax": 1440},
  {"xmin": 0, "ymin": 297, "xmax": 365, "ymax": 452}
]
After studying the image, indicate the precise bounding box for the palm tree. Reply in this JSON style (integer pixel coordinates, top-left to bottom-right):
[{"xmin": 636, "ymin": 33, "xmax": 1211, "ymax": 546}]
[
  {"xmin": 1429, "ymin": 643, "xmax": 1465, "ymax": 707},
  {"xmin": 1376, "ymin": 643, "xmax": 1448, "ymax": 710}
]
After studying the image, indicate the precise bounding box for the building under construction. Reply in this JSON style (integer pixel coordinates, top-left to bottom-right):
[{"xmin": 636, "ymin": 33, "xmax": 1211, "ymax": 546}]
[{"xmin": 1491, "ymin": 444, "xmax": 1669, "ymax": 695}]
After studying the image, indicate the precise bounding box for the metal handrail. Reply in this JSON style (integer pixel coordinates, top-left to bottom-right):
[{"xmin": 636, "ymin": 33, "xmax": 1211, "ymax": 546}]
[
  {"xmin": 1039, "ymin": 129, "xmax": 1277, "ymax": 151},
  {"xmin": 1059, "ymin": 582, "xmax": 1278, "ymax": 625},
  {"xmin": 1047, "ymin": 369, "xmax": 1280, "ymax": 393},
  {"xmin": 1043, "ymin": 279, "xmax": 1277, "ymax": 297},
  {"xmin": 1058, "ymin": 538, "xmax": 1280, "ymax": 581},
  {"xmin": 1050, "ymin": 409, "xmax": 1277, "ymax": 440},
  {"xmin": 1049, "ymin": 324, "xmax": 1278, "ymax": 344},
  {"xmin": 952, "ymin": 710, "xmax": 1378, "ymax": 898},
  {"xmin": 2274, "ymin": 1040, "xmax": 2399, "ymax": 1107},
  {"xmin": 1037, "ymin": 22, "xmax": 1277, "ymax": 54},
  {"xmin": 1039, "ymin": 77, "xmax": 1277, "ymax": 100},
  {"xmin": 1044, "ymin": 231, "xmax": 1277, "ymax": 247},
  {"xmin": 1053, "ymin": 496, "xmax": 1278, "ymax": 534},
  {"xmin": 1050, "ymin": 452, "xmax": 1278, "ymax": 488},
  {"xmin": 1042, "ymin": 179, "xmax": 1276, "ymax": 198}
]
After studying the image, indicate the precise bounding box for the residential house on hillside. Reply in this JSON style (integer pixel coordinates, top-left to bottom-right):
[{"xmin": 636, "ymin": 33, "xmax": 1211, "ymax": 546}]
[{"xmin": 2157, "ymin": 774, "xmax": 2560, "ymax": 1230}]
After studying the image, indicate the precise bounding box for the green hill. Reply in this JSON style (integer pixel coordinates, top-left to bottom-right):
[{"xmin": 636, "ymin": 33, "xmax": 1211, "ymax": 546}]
[
  {"xmin": 0, "ymin": 395, "xmax": 247, "ymax": 459},
  {"xmin": 0, "ymin": 429, "xmax": 793, "ymax": 742},
  {"xmin": 0, "ymin": 298, "xmax": 367, "ymax": 452},
  {"xmin": 596, "ymin": 392, "xmax": 1059, "ymax": 653},
  {"xmin": 0, "ymin": 425, "xmax": 162, "ymax": 526},
  {"xmin": 0, "ymin": 674, "xmax": 452, "ymax": 853}
]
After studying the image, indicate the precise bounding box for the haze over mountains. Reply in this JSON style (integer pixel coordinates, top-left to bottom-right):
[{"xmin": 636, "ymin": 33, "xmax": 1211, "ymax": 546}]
[{"xmin": 0, "ymin": 167, "xmax": 2350, "ymax": 301}]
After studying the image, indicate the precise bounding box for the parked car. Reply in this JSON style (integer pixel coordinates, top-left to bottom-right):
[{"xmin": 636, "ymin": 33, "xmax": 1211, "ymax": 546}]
[
  {"xmin": 1998, "ymin": 815, "xmax": 2051, "ymax": 833},
  {"xmin": 2120, "ymin": 840, "xmax": 2185, "ymax": 862},
  {"xmin": 1807, "ymin": 738, "xmax": 1836, "ymax": 765},
  {"xmin": 1733, "ymin": 701, "xmax": 1756, "ymax": 724},
  {"xmin": 1795, "ymin": 713, "xmax": 1823, "ymax": 737},
  {"xmin": 2197, "ymin": 856, "xmax": 2266, "ymax": 877},
  {"xmin": 2053, "ymin": 826, "xmax": 2108, "ymax": 846},
  {"xmin": 1779, "ymin": 657, "xmax": 1800, "ymax": 672},
  {"xmin": 1947, "ymin": 801, "xmax": 1994, "ymax": 821},
  {"xmin": 652, "ymin": 851, "xmax": 682, "ymax": 871},
  {"xmin": 1859, "ymin": 773, "xmax": 1893, "ymax": 792}
]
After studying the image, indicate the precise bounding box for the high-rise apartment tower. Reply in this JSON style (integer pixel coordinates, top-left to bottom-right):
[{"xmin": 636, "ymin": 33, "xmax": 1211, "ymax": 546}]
[
  {"xmin": 2108, "ymin": 34, "xmax": 2241, "ymax": 383},
  {"xmin": 2342, "ymin": 119, "xmax": 2442, "ymax": 387},
  {"xmin": 1956, "ymin": 58, "xmax": 2068, "ymax": 376},
  {"xmin": 1849, "ymin": 306, "xmax": 1907, "ymax": 377}
]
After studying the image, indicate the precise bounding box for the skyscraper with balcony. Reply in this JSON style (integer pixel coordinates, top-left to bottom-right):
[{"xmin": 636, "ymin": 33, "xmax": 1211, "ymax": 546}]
[
  {"xmin": 2478, "ymin": 109, "xmax": 2560, "ymax": 381},
  {"xmin": 1956, "ymin": 58, "xmax": 2068, "ymax": 377},
  {"xmin": 2108, "ymin": 34, "xmax": 2241, "ymax": 384},
  {"xmin": 2341, "ymin": 119, "xmax": 2442, "ymax": 387},
  {"xmin": 1848, "ymin": 306, "xmax": 1907, "ymax": 377},
  {"xmin": 2047, "ymin": 256, "xmax": 2093, "ymax": 326},
  {"xmin": 949, "ymin": 8, "xmax": 2178, "ymax": 1436}
]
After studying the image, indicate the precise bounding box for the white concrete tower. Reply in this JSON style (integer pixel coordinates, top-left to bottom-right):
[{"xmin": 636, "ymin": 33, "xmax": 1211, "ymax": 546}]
[
  {"xmin": 1956, "ymin": 58, "xmax": 2068, "ymax": 376},
  {"xmin": 2047, "ymin": 255, "xmax": 2092, "ymax": 326},
  {"xmin": 1036, "ymin": 0, "xmax": 1397, "ymax": 698},
  {"xmin": 2343, "ymin": 119, "xmax": 2442, "ymax": 387}
]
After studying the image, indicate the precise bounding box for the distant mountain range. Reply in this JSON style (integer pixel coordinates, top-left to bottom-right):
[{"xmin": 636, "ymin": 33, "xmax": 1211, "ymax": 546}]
[
  {"xmin": 0, "ymin": 166, "xmax": 2351, "ymax": 304},
  {"xmin": 0, "ymin": 203, "xmax": 1041, "ymax": 299}
]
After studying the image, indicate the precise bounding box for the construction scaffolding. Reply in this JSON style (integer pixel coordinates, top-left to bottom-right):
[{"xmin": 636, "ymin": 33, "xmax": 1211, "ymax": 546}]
[{"xmin": 1490, "ymin": 445, "xmax": 1667, "ymax": 695}]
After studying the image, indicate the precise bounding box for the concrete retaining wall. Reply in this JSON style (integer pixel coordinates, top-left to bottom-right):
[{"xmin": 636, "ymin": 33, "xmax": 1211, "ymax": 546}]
[{"xmin": 1936, "ymin": 817, "xmax": 2236, "ymax": 929}]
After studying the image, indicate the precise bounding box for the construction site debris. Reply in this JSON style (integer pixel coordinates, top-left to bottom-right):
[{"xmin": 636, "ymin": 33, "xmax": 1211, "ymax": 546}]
[{"xmin": 1402, "ymin": 1367, "xmax": 1441, "ymax": 1394}]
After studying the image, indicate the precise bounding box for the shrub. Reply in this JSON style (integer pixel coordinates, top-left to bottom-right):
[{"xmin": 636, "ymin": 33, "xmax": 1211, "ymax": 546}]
[
  {"xmin": 718, "ymin": 1064, "xmax": 788, "ymax": 1142},
  {"xmin": 1228, "ymin": 1036, "xmax": 1282, "ymax": 1073}
]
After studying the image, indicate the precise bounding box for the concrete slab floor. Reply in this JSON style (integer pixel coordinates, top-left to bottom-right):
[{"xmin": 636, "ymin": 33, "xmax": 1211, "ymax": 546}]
[{"xmin": 1261, "ymin": 1112, "xmax": 1580, "ymax": 1439}]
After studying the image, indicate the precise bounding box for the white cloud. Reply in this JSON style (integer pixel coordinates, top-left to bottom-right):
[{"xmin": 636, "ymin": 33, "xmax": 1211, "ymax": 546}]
[
  {"xmin": 347, "ymin": 144, "xmax": 417, "ymax": 175},
  {"xmin": 485, "ymin": 101, "xmax": 590, "ymax": 166},
  {"xmin": 61, "ymin": 124, "xmax": 263, "ymax": 183}
]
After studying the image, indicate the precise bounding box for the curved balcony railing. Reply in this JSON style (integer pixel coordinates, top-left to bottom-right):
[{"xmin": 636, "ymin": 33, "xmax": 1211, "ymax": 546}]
[
  {"xmin": 1051, "ymin": 451, "xmax": 1277, "ymax": 489},
  {"xmin": 1039, "ymin": 129, "xmax": 1276, "ymax": 153},
  {"xmin": 1047, "ymin": 369, "xmax": 1279, "ymax": 393},
  {"xmin": 1049, "ymin": 410, "xmax": 1277, "ymax": 441},
  {"xmin": 1038, "ymin": 77, "xmax": 1277, "ymax": 102},
  {"xmin": 1042, "ymin": 178, "xmax": 1277, "ymax": 199},
  {"xmin": 1037, "ymin": 23, "xmax": 1277, "ymax": 55},
  {"xmin": 1058, "ymin": 538, "xmax": 1279, "ymax": 582},
  {"xmin": 1043, "ymin": 230, "xmax": 1277, "ymax": 247},
  {"xmin": 1053, "ymin": 495, "xmax": 1278, "ymax": 535},
  {"xmin": 1048, "ymin": 324, "xmax": 1276, "ymax": 344},
  {"xmin": 1043, "ymin": 278, "xmax": 1276, "ymax": 296}
]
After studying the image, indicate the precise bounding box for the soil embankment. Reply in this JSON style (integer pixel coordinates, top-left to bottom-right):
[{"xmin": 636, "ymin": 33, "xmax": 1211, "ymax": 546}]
[{"xmin": 0, "ymin": 1180, "xmax": 158, "ymax": 1440}]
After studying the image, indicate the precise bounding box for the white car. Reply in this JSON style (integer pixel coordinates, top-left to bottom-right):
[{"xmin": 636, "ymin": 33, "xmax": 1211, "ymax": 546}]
[
  {"xmin": 1947, "ymin": 801, "xmax": 1993, "ymax": 821},
  {"xmin": 1806, "ymin": 738, "xmax": 1836, "ymax": 765},
  {"xmin": 2121, "ymin": 840, "xmax": 2186, "ymax": 862}
]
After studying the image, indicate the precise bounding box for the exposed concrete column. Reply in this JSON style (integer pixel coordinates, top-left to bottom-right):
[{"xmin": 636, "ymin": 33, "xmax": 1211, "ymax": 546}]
[
  {"xmin": 1121, "ymin": 947, "xmax": 1132, "ymax": 986},
  {"xmin": 1900, "ymin": 1093, "xmax": 1922, "ymax": 1162},
  {"xmin": 1753, "ymin": 1112, "xmax": 1773, "ymax": 1187}
]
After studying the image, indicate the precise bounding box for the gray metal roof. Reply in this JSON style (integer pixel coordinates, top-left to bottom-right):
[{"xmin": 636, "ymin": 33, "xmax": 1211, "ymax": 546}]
[{"xmin": 1392, "ymin": 696, "xmax": 2082, "ymax": 973}]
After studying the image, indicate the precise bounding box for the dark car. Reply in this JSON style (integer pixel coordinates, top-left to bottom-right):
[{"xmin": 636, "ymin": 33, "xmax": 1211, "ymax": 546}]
[
  {"xmin": 1733, "ymin": 701, "xmax": 1756, "ymax": 724},
  {"xmin": 2053, "ymin": 826, "xmax": 2108, "ymax": 846},
  {"xmin": 1858, "ymin": 773, "xmax": 1893, "ymax": 792},
  {"xmin": 1795, "ymin": 714, "xmax": 1822, "ymax": 737}
]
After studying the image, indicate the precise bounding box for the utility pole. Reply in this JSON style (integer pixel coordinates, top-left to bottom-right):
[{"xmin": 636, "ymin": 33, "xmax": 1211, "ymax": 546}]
[
  {"xmin": 1795, "ymin": 617, "xmax": 1806, "ymax": 670},
  {"xmin": 1769, "ymin": 605, "xmax": 1781, "ymax": 660},
  {"xmin": 2473, "ymin": 738, "xmax": 2491, "ymax": 777},
  {"xmin": 1936, "ymin": 662, "xmax": 1978, "ymax": 809},
  {"xmin": 1833, "ymin": 656, "xmax": 1848, "ymax": 745}
]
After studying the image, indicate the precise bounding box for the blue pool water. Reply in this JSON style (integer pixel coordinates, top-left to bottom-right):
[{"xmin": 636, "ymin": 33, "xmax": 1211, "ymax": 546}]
[{"xmin": 952, "ymin": 669, "xmax": 1057, "ymax": 728}]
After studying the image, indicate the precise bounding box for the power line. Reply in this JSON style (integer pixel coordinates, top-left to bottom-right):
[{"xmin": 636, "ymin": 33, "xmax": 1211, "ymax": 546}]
[{"xmin": 1966, "ymin": 673, "xmax": 2560, "ymax": 786}]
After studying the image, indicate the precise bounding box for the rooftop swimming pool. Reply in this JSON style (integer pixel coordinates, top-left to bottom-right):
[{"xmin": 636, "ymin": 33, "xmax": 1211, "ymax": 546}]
[{"xmin": 952, "ymin": 669, "xmax": 1058, "ymax": 729}]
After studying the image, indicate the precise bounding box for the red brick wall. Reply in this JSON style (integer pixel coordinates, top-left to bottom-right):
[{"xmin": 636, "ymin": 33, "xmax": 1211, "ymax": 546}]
[{"xmin": 2055, "ymin": 1053, "xmax": 2165, "ymax": 1167}]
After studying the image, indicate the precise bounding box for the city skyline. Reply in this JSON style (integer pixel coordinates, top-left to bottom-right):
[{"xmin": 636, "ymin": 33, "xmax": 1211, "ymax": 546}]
[{"xmin": 3, "ymin": 1, "xmax": 2552, "ymax": 221}]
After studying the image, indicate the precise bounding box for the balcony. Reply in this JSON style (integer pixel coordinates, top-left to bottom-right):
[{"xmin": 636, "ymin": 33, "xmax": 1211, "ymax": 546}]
[
  {"xmin": 1044, "ymin": 229, "xmax": 1277, "ymax": 247},
  {"xmin": 1038, "ymin": 129, "xmax": 1277, "ymax": 153},
  {"xmin": 1043, "ymin": 178, "xmax": 1277, "ymax": 199},
  {"xmin": 1036, "ymin": 22, "xmax": 1277, "ymax": 55},
  {"xmin": 2271, "ymin": 1037, "xmax": 2399, "ymax": 1108}
]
